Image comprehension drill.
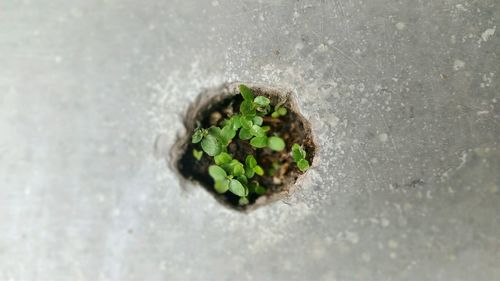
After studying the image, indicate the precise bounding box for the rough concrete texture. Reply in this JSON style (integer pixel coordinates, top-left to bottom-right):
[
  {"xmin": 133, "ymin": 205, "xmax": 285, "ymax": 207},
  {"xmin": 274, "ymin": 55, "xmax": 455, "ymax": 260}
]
[{"xmin": 0, "ymin": 0, "xmax": 499, "ymax": 280}]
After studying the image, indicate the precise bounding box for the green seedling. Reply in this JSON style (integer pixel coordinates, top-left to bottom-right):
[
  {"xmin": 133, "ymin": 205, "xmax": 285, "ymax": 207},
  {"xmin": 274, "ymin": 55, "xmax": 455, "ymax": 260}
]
[
  {"xmin": 271, "ymin": 106, "xmax": 287, "ymax": 118},
  {"xmin": 245, "ymin": 155, "xmax": 264, "ymax": 178},
  {"xmin": 292, "ymin": 143, "xmax": 310, "ymax": 172},
  {"xmin": 192, "ymin": 149, "xmax": 203, "ymax": 160},
  {"xmin": 190, "ymin": 84, "xmax": 309, "ymax": 207}
]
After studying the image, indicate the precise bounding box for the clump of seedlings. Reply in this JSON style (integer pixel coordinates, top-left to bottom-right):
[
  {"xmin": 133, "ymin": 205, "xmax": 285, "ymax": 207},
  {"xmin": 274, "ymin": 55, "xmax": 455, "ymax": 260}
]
[{"xmin": 187, "ymin": 84, "xmax": 312, "ymax": 208}]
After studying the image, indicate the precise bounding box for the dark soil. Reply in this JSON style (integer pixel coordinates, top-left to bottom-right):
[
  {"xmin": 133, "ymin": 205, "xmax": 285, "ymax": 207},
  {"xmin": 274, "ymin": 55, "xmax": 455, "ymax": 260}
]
[{"xmin": 176, "ymin": 88, "xmax": 316, "ymax": 211}]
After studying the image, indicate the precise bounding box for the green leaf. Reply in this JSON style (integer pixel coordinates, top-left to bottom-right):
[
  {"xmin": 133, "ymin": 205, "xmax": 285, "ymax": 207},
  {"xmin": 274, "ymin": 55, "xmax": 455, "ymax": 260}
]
[
  {"xmin": 214, "ymin": 179, "xmax": 229, "ymax": 193},
  {"xmin": 240, "ymin": 117, "xmax": 253, "ymax": 129},
  {"xmin": 256, "ymin": 104, "xmax": 271, "ymax": 115},
  {"xmin": 271, "ymin": 111, "xmax": 280, "ymax": 118},
  {"xmin": 250, "ymin": 136, "xmax": 268, "ymax": 148},
  {"xmin": 297, "ymin": 159, "xmax": 310, "ymax": 172},
  {"xmin": 277, "ymin": 107, "xmax": 287, "ymax": 116},
  {"xmin": 245, "ymin": 155, "xmax": 257, "ymax": 168},
  {"xmin": 248, "ymin": 181, "xmax": 257, "ymax": 193},
  {"xmin": 255, "ymin": 185, "xmax": 267, "ymax": 195},
  {"xmin": 245, "ymin": 167, "xmax": 255, "ymax": 179},
  {"xmin": 261, "ymin": 126, "xmax": 271, "ymax": 132},
  {"xmin": 192, "ymin": 149, "xmax": 203, "ymax": 160},
  {"xmin": 240, "ymin": 100, "xmax": 256, "ymax": 116},
  {"xmin": 192, "ymin": 129, "xmax": 204, "ymax": 143},
  {"xmin": 268, "ymin": 136, "xmax": 285, "ymax": 151},
  {"xmin": 229, "ymin": 179, "xmax": 246, "ymax": 197},
  {"xmin": 253, "ymin": 165, "xmax": 264, "ymax": 176},
  {"xmin": 239, "ymin": 128, "xmax": 253, "ymax": 140},
  {"xmin": 237, "ymin": 175, "xmax": 248, "ymax": 185},
  {"xmin": 292, "ymin": 144, "xmax": 305, "ymax": 162},
  {"xmin": 208, "ymin": 126, "xmax": 221, "ymax": 136},
  {"xmin": 239, "ymin": 84, "xmax": 254, "ymax": 101},
  {"xmin": 230, "ymin": 115, "xmax": 242, "ymax": 130},
  {"xmin": 209, "ymin": 165, "xmax": 227, "ymax": 181},
  {"xmin": 226, "ymin": 160, "xmax": 245, "ymax": 177},
  {"xmin": 221, "ymin": 125, "xmax": 236, "ymax": 143},
  {"xmin": 252, "ymin": 116, "xmax": 263, "ymax": 126},
  {"xmin": 207, "ymin": 126, "xmax": 224, "ymax": 143},
  {"xmin": 254, "ymin": 96, "xmax": 270, "ymax": 106},
  {"xmin": 249, "ymin": 181, "xmax": 266, "ymax": 195},
  {"xmin": 239, "ymin": 197, "xmax": 249, "ymax": 205},
  {"xmin": 233, "ymin": 164, "xmax": 245, "ymax": 177},
  {"xmin": 250, "ymin": 125, "xmax": 266, "ymax": 137},
  {"xmin": 201, "ymin": 134, "xmax": 221, "ymax": 156},
  {"xmin": 214, "ymin": 152, "xmax": 232, "ymax": 165},
  {"xmin": 298, "ymin": 145, "xmax": 307, "ymax": 158}
]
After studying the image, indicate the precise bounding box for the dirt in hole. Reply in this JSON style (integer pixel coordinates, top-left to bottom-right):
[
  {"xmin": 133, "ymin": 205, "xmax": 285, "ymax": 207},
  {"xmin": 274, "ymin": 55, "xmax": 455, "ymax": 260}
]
[{"xmin": 174, "ymin": 85, "xmax": 316, "ymax": 211}]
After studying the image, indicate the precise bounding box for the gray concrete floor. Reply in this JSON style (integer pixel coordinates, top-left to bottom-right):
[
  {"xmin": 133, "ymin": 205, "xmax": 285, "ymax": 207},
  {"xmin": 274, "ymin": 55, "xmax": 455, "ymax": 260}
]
[{"xmin": 1, "ymin": 0, "xmax": 499, "ymax": 280}]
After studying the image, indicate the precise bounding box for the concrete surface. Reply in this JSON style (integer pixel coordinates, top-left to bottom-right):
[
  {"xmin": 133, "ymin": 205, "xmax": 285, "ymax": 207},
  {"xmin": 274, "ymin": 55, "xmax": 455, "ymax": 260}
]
[{"xmin": 1, "ymin": 0, "xmax": 499, "ymax": 280}]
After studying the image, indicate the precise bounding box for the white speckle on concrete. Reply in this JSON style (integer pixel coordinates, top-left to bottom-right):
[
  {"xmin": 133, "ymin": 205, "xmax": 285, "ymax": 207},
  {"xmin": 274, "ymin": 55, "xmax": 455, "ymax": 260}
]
[
  {"xmin": 456, "ymin": 151, "xmax": 467, "ymax": 170},
  {"xmin": 54, "ymin": 56, "xmax": 62, "ymax": 63},
  {"xmin": 97, "ymin": 194, "xmax": 105, "ymax": 202},
  {"xmin": 70, "ymin": 8, "xmax": 84, "ymax": 18},
  {"xmin": 312, "ymin": 240, "xmax": 327, "ymax": 258},
  {"xmin": 327, "ymin": 114, "xmax": 339, "ymax": 127},
  {"xmin": 455, "ymin": 4, "xmax": 467, "ymax": 12},
  {"xmin": 480, "ymin": 72, "xmax": 494, "ymax": 88},
  {"xmin": 426, "ymin": 190, "xmax": 433, "ymax": 199},
  {"xmin": 390, "ymin": 252, "xmax": 397, "ymax": 259},
  {"xmin": 345, "ymin": 231, "xmax": 359, "ymax": 244},
  {"xmin": 403, "ymin": 202, "xmax": 413, "ymax": 211},
  {"xmin": 450, "ymin": 35, "xmax": 456, "ymax": 44},
  {"xmin": 396, "ymin": 22, "xmax": 406, "ymax": 30},
  {"xmin": 295, "ymin": 42, "xmax": 304, "ymax": 50},
  {"xmin": 361, "ymin": 252, "xmax": 371, "ymax": 262},
  {"xmin": 378, "ymin": 133, "xmax": 388, "ymax": 143},
  {"xmin": 159, "ymin": 261, "xmax": 167, "ymax": 271},
  {"xmin": 317, "ymin": 43, "xmax": 328, "ymax": 52},
  {"xmin": 453, "ymin": 59, "xmax": 465, "ymax": 71},
  {"xmin": 481, "ymin": 26, "xmax": 496, "ymax": 42},
  {"xmin": 388, "ymin": 240, "xmax": 399, "ymax": 249},
  {"xmin": 320, "ymin": 271, "xmax": 337, "ymax": 281},
  {"xmin": 381, "ymin": 218, "xmax": 390, "ymax": 227},
  {"xmin": 357, "ymin": 83, "xmax": 365, "ymax": 92},
  {"xmin": 211, "ymin": 1, "xmax": 219, "ymax": 6}
]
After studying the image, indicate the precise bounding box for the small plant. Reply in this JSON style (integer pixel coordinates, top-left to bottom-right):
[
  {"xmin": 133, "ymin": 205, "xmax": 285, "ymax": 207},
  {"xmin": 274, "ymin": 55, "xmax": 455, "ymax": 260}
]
[
  {"xmin": 190, "ymin": 84, "xmax": 311, "ymax": 206},
  {"xmin": 291, "ymin": 144, "xmax": 310, "ymax": 172}
]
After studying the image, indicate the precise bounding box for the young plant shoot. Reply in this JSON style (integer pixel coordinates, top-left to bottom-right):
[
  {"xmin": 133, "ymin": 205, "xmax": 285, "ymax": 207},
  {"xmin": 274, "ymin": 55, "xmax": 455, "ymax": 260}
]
[{"xmin": 191, "ymin": 84, "xmax": 310, "ymax": 206}]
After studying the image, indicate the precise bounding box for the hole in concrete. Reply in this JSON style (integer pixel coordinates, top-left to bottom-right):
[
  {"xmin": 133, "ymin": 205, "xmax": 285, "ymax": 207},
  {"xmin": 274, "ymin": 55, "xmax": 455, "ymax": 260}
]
[{"xmin": 171, "ymin": 83, "xmax": 316, "ymax": 212}]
